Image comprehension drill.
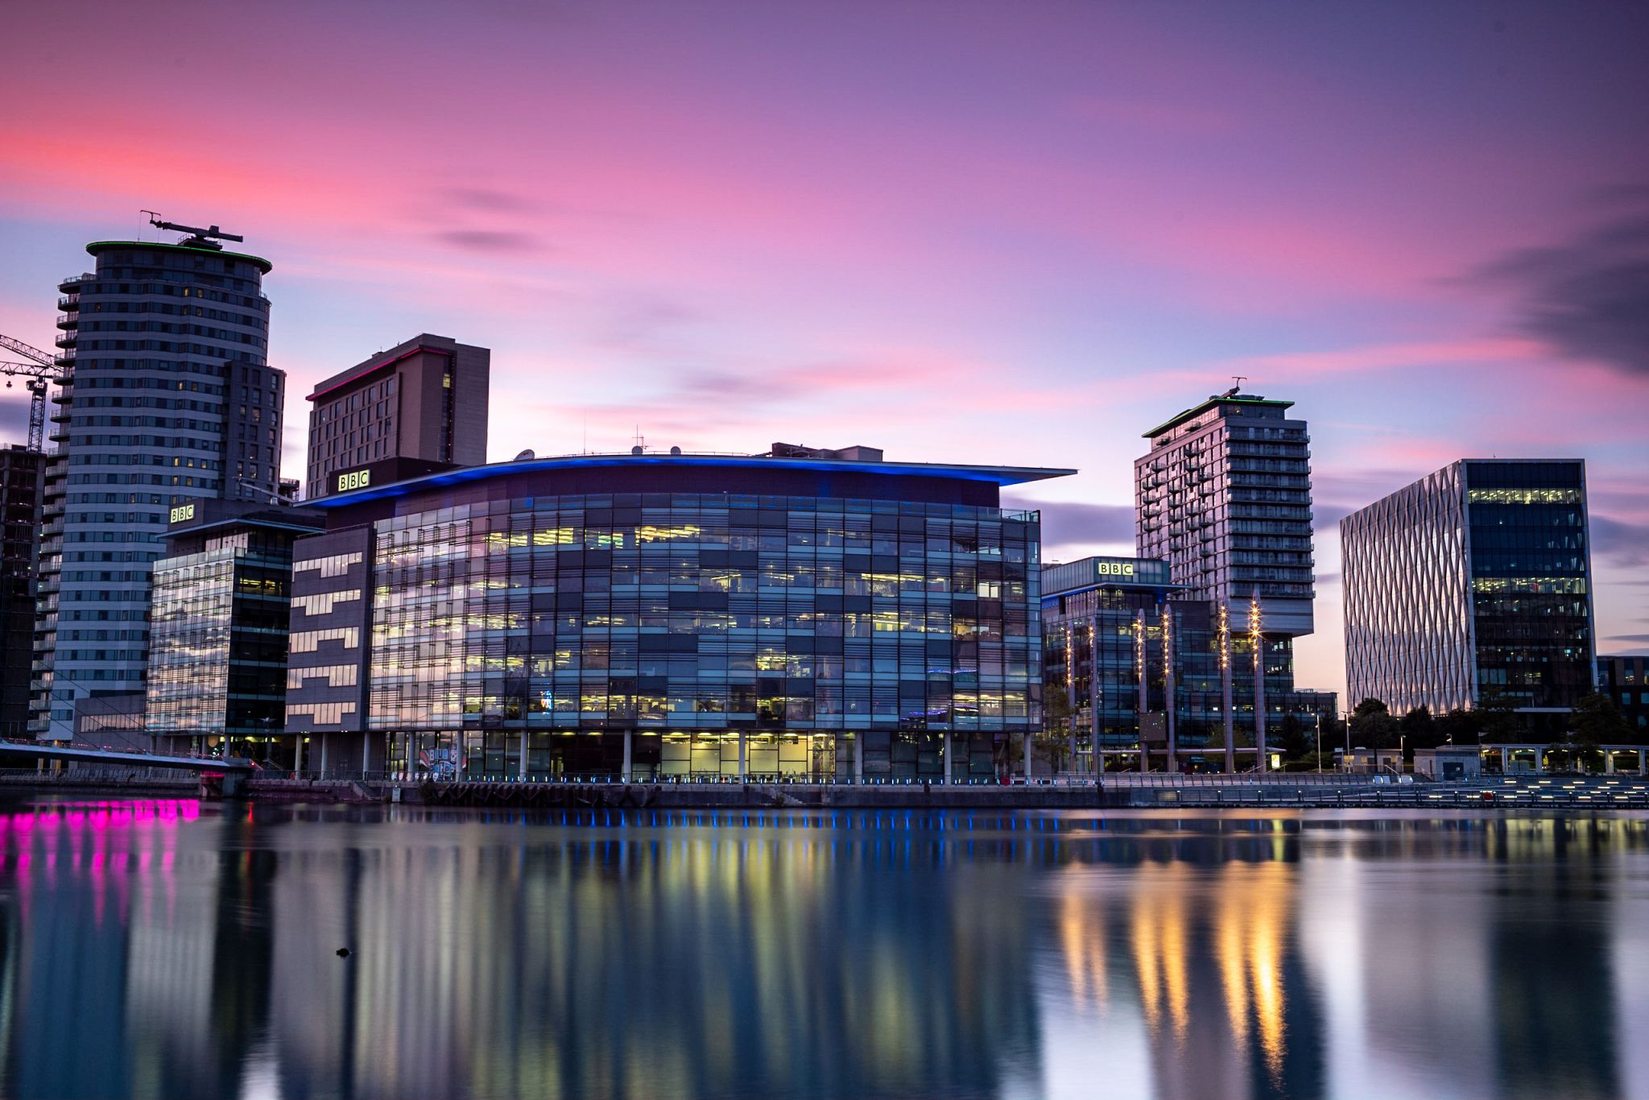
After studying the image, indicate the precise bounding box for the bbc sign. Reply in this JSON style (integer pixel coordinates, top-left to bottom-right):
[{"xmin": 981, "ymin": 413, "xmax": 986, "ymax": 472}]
[{"xmin": 337, "ymin": 468, "xmax": 372, "ymax": 493}]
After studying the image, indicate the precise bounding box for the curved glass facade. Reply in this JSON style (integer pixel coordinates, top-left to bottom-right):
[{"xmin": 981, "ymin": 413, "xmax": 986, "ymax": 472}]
[{"xmin": 331, "ymin": 470, "xmax": 1046, "ymax": 781}]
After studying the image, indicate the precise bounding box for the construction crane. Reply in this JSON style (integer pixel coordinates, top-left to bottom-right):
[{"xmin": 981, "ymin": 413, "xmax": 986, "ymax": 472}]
[{"xmin": 0, "ymin": 334, "xmax": 56, "ymax": 452}]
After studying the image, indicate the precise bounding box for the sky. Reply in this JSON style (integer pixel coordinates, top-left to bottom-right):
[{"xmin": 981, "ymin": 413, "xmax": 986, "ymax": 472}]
[{"xmin": 2, "ymin": 0, "xmax": 1647, "ymax": 698}]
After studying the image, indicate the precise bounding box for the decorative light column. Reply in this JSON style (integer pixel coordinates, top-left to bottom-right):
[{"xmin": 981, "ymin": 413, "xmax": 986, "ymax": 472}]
[
  {"xmin": 1218, "ymin": 601, "xmax": 1235, "ymax": 773},
  {"xmin": 1162, "ymin": 604, "xmax": 1177, "ymax": 771},
  {"xmin": 1089, "ymin": 614, "xmax": 1101, "ymax": 777},
  {"xmin": 1250, "ymin": 589, "xmax": 1266, "ymax": 773},
  {"xmin": 1135, "ymin": 609, "xmax": 1149, "ymax": 772},
  {"xmin": 1065, "ymin": 623, "xmax": 1078, "ymax": 777}
]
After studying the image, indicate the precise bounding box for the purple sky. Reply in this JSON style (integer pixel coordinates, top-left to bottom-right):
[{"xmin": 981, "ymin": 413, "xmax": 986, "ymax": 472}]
[{"xmin": 3, "ymin": 1, "xmax": 1647, "ymax": 696}]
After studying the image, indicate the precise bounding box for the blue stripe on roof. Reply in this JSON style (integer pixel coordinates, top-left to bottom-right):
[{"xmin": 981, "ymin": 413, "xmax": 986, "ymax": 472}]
[{"xmin": 310, "ymin": 453, "xmax": 1076, "ymax": 508}]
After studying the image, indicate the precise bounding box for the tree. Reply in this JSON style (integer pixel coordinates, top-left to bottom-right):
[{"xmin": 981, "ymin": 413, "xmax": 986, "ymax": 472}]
[
  {"xmin": 1032, "ymin": 731, "xmax": 1072, "ymax": 775},
  {"xmin": 1350, "ymin": 697, "xmax": 1401, "ymax": 749},
  {"xmin": 1277, "ymin": 713, "xmax": 1310, "ymax": 761},
  {"xmin": 1436, "ymin": 707, "xmax": 1484, "ymax": 746},
  {"xmin": 1400, "ymin": 706, "xmax": 1444, "ymax": 750},
  {"xmin": 1570, "ymin": 693, "xmax": 1631, "ymax": 747}
]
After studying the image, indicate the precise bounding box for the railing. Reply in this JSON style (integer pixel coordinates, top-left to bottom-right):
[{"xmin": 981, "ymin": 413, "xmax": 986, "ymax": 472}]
[{"xmin": 0, "ymin": 766, "xmax": 193, "ymax": 784}]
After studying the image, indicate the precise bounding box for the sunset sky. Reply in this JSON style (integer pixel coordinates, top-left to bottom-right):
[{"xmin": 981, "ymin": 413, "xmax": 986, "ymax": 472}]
[{"xmin": 3, "ymin": 0, "xmax": 1646, "ymax": 697}]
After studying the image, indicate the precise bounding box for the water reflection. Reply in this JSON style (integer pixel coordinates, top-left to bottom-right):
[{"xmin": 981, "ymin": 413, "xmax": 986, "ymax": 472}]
[{"xmin": 0, "ymin": 802, "xmax": 1644, "ymax": 1100}]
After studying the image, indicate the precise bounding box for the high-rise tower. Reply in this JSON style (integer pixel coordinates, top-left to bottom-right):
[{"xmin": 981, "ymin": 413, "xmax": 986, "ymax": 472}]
[
  {"xmin": 1135, "ymin": 389, "xmax": 1314, "ymax": 634},
  {"xmin": 1134, "ymin": 389, "xmax": 1318, "ymax": 769},
  {"xmin": 31, "ymin": 220, "xmax": 281, "ymax": 739}
]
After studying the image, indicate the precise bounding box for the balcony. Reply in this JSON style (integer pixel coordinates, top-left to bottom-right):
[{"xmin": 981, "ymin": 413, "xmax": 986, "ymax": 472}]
[
  {"xmin": 55, "ymin": 313, "xmax": 77, "ymax": 330},
  {"xmin": 54, "ymin": 331, "xmax": 75, "ymax": 347},
  {"xmin": 57, "ymin": 272, "xmax": 95, "ymax": 292},
  {"xmin": 57, "ymin": 295, "xmax": 79, "ymax": 312}
]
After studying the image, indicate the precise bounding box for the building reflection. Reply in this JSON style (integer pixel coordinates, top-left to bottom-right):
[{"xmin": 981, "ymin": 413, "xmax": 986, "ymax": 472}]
[
  {"xmin": 1050, "ymin": 831, "xmax": 1325, "ymax": 1100},
  {"xmin": 0, "ymin": 806, "xmax": 1645, "ymax": 1100},
  {"xmin": 259, "ymin": 811, "xmax": 1044, "ymax": 1099},
  {"xmin": 1343, "ymin": 817, "xmax": 1629, "ymax": 1100}
]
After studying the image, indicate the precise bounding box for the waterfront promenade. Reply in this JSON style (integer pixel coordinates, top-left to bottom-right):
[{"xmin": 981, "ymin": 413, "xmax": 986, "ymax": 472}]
[{"xmin": 6, "ymin": 764, "xmax": 1647, "ymax": 811}]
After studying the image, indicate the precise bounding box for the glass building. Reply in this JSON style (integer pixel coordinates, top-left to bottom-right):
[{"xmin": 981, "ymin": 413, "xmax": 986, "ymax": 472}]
[
  {"xmin": 33, "ymin": 226, "xmax": 283, "ymax": 739},
  {"xmin": 286, "ymin": 446, "xmax": 1071, "ymax": 780},
  {"xmin": 146, "ymin": 502, "xmax": 322, "ymax": 761},
  {"xmin": 1042, "ymin": 556, "xmax": 1337, "ymax": 772},
  {"xmin": 1341, "ymin": 459, "xmax": 1595, "ymax": 734},
  {"xmin": 1598, "ymin": 656, "xmax": 1649, "ymax": 739}
]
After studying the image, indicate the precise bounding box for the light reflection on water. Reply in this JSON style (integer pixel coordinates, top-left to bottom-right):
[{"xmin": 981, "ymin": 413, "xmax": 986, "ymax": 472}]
[{"xmin": 0, "ymin": 800, "xmax": 1646, "ymax": 1100}]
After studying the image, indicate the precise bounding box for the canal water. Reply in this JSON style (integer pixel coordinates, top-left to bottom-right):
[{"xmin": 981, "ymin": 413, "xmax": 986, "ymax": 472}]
[{"xmin": 1, "ymin": 799, "xmax": 1645, "ymax": 1100}]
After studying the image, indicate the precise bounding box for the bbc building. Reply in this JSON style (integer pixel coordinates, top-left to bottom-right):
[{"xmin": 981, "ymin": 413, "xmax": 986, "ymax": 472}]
[{"xmin": 284, "ymin": 445, "xmax": 1070, "ymax": 781}]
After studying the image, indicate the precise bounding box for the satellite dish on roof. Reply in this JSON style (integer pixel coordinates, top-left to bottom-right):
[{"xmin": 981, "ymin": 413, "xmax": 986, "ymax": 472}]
[{"xmin": 514, "ymin": 449, "xmax": 535, "ymax": 461}]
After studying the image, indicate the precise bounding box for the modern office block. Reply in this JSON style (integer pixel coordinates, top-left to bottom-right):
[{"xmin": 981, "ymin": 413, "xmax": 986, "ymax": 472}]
[
  {"xmin": 1, "ymin": 445, "xmax": 44, "ymax": 738},
  {"xmin": 305, "ymin": 334, "xmax": 489, "ymax": 498},
  {"xmin": 145, "ymin": 500, "xmax": 323, "ymax": 760},
  {"xmin": 1341, "ymin": 460, "xmax": 1595, "ymax": 731},
  {"xmin": 287, "ymin": 445, "xmax": 1071, "ymax": 780},
  {"xmin": 1042, "ymin": 555, "xmax": 1336, "ymax": 772},
  {"xmin": 32, "ymin": 226, "xmax": 282, "ymax": 738}
]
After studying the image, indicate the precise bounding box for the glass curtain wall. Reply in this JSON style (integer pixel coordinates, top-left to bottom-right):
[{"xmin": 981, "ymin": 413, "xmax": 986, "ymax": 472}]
[{"xmin": 370, "ymin": 493, "xmax": 1041, "ymax": 780}]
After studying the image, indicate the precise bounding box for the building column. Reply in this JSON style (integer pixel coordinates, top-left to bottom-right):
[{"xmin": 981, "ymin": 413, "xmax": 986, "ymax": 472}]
[
  {"xmin": 623, "ymin": 730, "xmax": 633, "ymax": 783},
  {"xmin": 1605, "ymin": 750, "xmax": 1616, "ymax": 775},
  {"xmin": 1022, "ymin": 731, "xmax": 1033, "ymax": 782},
  {"xmin": 362, "ymin": 732, "xmax": 371, "ymax": 779},
  {"xmin": 293, "ymin": 736, "xmax": 304, "ymax": 778},
  {"xmin": 853, "ymin": 732, "xmax": 863, "ymax": 783},
  {"xmin": 1639, "ymin": 749, "xmax": 1646, "ymax": 776},
  {"xmin": 319, "ymin": 735, "xmax": 329, "ymax": 779},
  {"xmin": 520, "ymin": 731, "xmax": 530, "ymax": 780},
  {"xmin": 943, "ymin": 729, "xmax": 953, "ymax": 785},
  {"xmin": 737, "ymin": 730, "xmax": 747, "ymax": 781}
]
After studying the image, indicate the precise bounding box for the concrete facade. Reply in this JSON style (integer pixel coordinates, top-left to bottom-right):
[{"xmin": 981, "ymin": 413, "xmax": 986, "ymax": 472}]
[{"xmin": 305, "ymin": 334, "xmax": 489, "ymax": 498}]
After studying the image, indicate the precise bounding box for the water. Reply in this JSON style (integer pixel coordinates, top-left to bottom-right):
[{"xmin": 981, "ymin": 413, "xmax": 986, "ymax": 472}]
[{"xmin": 1, "ymin": 799, "xmax": 1646, "ymax": 1100}]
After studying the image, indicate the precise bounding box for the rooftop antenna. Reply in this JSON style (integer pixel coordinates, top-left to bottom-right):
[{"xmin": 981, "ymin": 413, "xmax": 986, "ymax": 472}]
[
  {"xmin": 142, "ymin": 210, "xmax": 244, "ymax": 251},
  {"xmin": 1222, "ymin": 375, "xmax": 1247, "ymax": 398}
]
